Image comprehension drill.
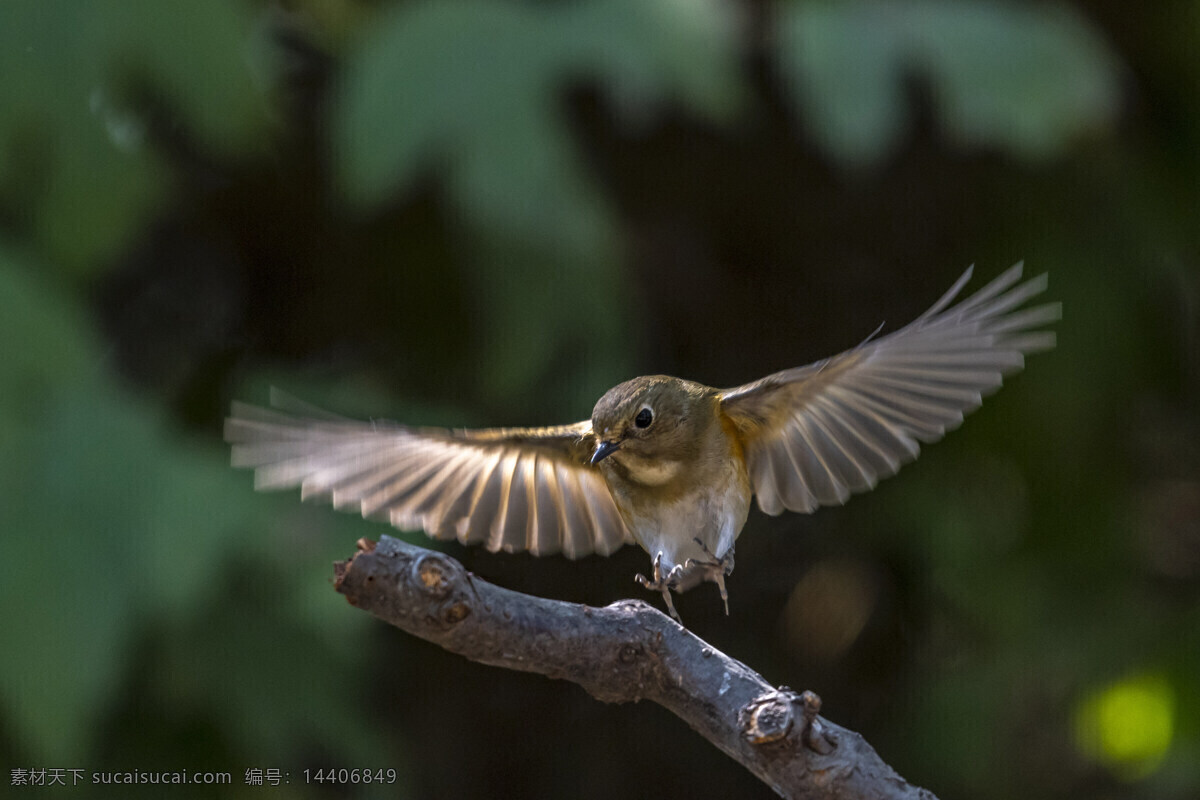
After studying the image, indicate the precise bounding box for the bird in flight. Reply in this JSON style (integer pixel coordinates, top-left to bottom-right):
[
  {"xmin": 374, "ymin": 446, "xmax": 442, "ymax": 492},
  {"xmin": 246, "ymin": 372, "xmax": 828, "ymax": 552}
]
[{"xmin": 226, "ymin": 263, "xmax": 1057, "ymax": 620}]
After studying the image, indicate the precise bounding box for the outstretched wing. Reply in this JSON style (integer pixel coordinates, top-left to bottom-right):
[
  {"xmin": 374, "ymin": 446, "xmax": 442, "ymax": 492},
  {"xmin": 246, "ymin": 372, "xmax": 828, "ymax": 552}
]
[
  {"xmin": 225, "ymin": 395, "xmax": 632, "ymax": 558},
  {"xmin": 720, "ymin": 263, "xmax": 1059, "ymax": 515}
]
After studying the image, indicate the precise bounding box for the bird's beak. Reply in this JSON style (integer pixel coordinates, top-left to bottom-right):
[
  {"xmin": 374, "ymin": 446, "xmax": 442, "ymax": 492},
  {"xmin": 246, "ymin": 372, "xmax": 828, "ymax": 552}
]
[{"xmin": 590, "ymin": 440, "xmax": 621, "ymax": 466}]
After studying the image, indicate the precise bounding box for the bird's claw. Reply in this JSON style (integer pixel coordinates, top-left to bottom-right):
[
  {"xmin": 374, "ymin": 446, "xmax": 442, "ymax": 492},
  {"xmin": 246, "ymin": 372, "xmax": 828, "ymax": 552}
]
[
  {"xmin": 636, "ymin": 545, "xmax": 735, "ymax": 621},
  {"xmin": 635, "ymin": 551, "xmax": 683, "ymax": 622},
  {"xmin": 685, "ymin": 538, "xmax": 734, "ymax": 616}
]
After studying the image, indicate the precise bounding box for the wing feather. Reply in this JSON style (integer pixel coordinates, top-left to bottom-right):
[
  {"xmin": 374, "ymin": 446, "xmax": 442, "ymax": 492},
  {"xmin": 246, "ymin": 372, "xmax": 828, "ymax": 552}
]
[
  {"xmin": 501, "ymin": 453, "xmax": 533, "ymax": 554},
  {"xmin": 379, "ymin": 446, "xmax": 476, "ymax": 521},
  {"xmin": 554, "ymin": 463, "xmax": 597, "ymax": 558},
  {"xmin": 225, "ymin": 404, "xmax": 632, "ymax": 559},
  {"xmin": 722, "ymin": 263, "xmax": 1058, "ymax": 515}
]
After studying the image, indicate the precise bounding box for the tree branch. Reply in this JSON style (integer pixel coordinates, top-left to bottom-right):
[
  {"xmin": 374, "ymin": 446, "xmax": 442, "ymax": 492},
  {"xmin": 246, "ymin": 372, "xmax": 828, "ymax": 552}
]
[{"xmin": 334, "ymin": 535, "xmax": 938, "ymax": 800}]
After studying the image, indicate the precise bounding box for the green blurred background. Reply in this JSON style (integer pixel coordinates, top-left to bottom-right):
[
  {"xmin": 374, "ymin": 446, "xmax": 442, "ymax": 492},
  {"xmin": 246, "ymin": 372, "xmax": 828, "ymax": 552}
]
[{"xmin": 1, "ymin": 0, "xmax": 1197, "ymax": 797}]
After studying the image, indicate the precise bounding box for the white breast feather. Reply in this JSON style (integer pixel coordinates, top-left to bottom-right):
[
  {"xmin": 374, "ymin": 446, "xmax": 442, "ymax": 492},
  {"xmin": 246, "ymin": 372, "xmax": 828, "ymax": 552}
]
[
  {"xmin": 620, "ymin": 453, "xmax": 684, "ymax": 486},
  {"xmin": 632, "ymin": 466, "xmax": 749, "ymax": 572}
]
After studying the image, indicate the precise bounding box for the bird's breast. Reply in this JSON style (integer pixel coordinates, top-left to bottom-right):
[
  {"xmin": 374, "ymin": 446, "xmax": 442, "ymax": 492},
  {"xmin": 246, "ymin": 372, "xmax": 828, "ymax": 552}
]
[{"xmin": 604, "ymin": 443, "xmax": 751, "ymax": 572}]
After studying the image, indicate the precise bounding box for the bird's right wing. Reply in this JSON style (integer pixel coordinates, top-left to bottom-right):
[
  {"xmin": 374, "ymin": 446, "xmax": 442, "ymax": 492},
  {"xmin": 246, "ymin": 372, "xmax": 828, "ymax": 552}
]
[
  {"xmin": 225, "ymin": 396, "xmax": 632, "ymax": 558},
  {"xmin": 720, "ymin": 263, "xmax": 1059, "ymax": 515}
]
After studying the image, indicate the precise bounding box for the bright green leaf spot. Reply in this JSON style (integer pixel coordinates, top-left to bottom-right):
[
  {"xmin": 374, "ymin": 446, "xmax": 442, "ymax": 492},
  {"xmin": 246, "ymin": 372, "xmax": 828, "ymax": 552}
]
[{"xmin": 1074, "ymin": 673, "xmax": 1175, "ymax": 780}]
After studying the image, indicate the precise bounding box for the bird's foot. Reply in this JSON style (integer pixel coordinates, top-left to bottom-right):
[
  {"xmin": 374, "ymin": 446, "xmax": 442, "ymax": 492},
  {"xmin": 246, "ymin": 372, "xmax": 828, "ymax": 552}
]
[
  {"xmin": 635, "ymin": 551, "xmax": 685, "ymax": 622},
  {"xmin": 685, "ymin": 538, "xmax": 734, "ymax": 616}
]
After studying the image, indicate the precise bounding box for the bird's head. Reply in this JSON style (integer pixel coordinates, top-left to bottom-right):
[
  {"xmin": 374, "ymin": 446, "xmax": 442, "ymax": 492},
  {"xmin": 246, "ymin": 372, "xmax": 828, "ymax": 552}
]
[{"xmin": 589, "ymin": 375, "xmax": 716, "ymax": 472}]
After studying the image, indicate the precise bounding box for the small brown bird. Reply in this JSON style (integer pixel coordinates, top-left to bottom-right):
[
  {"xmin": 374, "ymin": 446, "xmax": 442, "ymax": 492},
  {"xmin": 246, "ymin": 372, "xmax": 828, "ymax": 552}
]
[{"xmin": 226, "ymin": 264, "xmax": 1057, "ymax": 620}]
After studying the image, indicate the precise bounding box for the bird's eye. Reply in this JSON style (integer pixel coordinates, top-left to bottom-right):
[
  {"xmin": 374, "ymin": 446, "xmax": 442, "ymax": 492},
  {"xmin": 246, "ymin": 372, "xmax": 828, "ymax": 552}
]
[{"xmin": 635, "ymin": 407, "xmax": 653, "ymax": 428}]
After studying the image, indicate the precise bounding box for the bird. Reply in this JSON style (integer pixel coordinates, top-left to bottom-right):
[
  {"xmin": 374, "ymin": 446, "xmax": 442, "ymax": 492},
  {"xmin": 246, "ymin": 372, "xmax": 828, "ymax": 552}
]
[{"xmin": 226, "ymin": 263, "xmax": 1058, "ymax": 621}]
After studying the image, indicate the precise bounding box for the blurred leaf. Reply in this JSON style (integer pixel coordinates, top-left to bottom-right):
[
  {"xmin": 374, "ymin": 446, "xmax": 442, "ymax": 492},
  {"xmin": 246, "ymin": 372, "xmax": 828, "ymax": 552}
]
[
  {"xmin": 150, "ymin": 578, "xmax": 398, "ymax": 771},
  {"xmin": 462, "ymin": 233, "xmax": 631, "ymax": 413},
  {"xmin": 776, "ymin": 0, "xmax": 1121, "ymax": 165},
  {"xmin": 0, "ymin": 249, "xmax": 91, "ymax": 403},
  {"xmin": 561, "ymin": 0, "xmax": 743, "ymax": 125},
  {"xmin": 335, "ymin": 0, "xmax": 742, "ymax": 256},
  {"xmin": 0, "ymin": 249, "xmax": 258, "ymax": 759},
  {"xmin": 335, "ymin": 0, "xmax": 739, "ymax": 406},
  {"xmin": 875, "ymin": 453, "xmax": 1032, "ymax": 573},
  {"xmin": 0, "ymin": 0, "xmax": 265, "ymax": 270}
]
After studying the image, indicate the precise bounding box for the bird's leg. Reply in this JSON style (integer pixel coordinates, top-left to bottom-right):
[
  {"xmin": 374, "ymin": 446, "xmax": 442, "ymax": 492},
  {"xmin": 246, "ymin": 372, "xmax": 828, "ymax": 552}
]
[
  {"xmin": 635, "ymin": 551, "xmax": 684, "ymax": 622},
  {"xmin": 684, "ymin": 538, "xmax": 735, "ymax": 616}
]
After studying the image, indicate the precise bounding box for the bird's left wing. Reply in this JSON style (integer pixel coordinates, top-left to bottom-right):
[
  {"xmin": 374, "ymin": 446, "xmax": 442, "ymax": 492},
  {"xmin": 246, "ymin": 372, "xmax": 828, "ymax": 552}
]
[
  {"xmin": 720, "ymin": 263, "xmax": 1059, "ymax": 516},
  {"xmin": 225, "ymin": 397, "xmax": 632, "ymax": 558}
]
